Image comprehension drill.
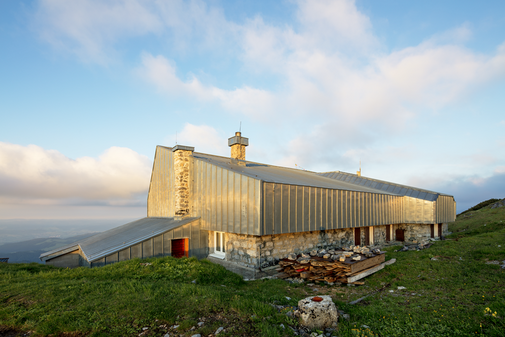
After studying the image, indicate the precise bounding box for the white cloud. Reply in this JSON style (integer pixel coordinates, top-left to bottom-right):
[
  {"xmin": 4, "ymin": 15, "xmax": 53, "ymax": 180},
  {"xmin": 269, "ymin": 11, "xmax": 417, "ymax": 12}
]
[
  {"xmin": 0, "ymin": 142, "xmax": 152, "ymax": 202},
  {"xmin": 136, "ymin": 53, "xmax": 277, "ymax": 119},
  {"xmin": 34, "ymin": 0, "xmax": 505, "ymax": 169},
  {"xmin": 35, "ymin": 0, "xmax": 163, "ymax": 64},
  {"xmin": 166, "ymin": 123, "xmax": 229, "ymax": 156}
]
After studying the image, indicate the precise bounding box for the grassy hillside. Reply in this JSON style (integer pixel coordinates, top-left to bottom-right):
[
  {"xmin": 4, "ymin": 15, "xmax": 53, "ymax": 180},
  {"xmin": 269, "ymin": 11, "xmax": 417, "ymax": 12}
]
[{"xmin": 1, "ymin": 204, "xmax": 504, "ymax": 336}]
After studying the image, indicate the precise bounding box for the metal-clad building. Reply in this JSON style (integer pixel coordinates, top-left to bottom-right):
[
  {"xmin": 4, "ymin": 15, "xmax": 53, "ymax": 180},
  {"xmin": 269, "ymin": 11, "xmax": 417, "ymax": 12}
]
[
  {"xmin": 40, "ymin": 133, "xmax": 456, "ymax": 268},
  {"xmin": 147, "ymin": 145, "xmax": 455, "ymax": 235}
]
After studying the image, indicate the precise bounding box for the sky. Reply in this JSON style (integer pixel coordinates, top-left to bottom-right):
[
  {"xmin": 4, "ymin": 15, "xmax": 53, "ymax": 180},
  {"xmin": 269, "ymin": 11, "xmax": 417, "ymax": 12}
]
[{"xmin": 1, "ymin": 0, "xmax": 504, "ymax": 220}]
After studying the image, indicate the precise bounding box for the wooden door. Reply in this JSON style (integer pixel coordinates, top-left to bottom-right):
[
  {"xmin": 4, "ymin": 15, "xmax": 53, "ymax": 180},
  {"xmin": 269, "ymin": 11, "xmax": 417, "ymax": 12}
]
[
  {"xmin": 364, "ymin": 227, "xmax": 370, "ymax": 246},
  {"xmin": 386, "ymin": 225, "xmax": 391, "ymax": 241},
  {"xmin": 395, "ymin": 229, "xmax": 405, "ymax": 241},
  {"xmin": 172, "ymin": 238, "xmax": 188, "ymax": 258},
  {"xmin": 438, "ymin": 223, "xmax": 443, "ymax": 237},
  {"xmin": 354, "ymin": 228, "xmax": 361, "ymax": 246},
  {"xmin": 430, "ymin": 224, "xmax": 435, "ymax": 238}
]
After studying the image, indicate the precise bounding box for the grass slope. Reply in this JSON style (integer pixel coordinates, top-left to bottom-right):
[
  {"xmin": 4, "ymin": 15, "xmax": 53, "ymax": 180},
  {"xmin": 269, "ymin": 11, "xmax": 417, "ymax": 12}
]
[{"xmin": 1, "ymin": 205, "xmax": 504, "ymax": 336}]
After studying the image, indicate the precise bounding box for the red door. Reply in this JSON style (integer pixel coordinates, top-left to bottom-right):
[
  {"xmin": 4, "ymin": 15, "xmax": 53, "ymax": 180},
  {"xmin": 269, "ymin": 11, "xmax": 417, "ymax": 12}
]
[
  {"xmin": 172, "ymin": 239, "xmax": 188, "ymax": 258},
  {"xmin": 354, "ymin": 228, "xmax": 361, "ymax": 246}
]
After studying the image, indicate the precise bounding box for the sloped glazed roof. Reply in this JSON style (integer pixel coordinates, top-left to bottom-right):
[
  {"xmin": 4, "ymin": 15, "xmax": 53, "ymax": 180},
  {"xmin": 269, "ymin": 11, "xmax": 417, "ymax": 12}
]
[{"xmin": 40, "ymin": 217, "xmax": 199, "ymax": 262}]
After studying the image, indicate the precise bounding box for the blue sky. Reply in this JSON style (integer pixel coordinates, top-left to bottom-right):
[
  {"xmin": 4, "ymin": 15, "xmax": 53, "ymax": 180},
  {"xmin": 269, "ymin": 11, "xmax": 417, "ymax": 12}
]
[{"xmin": 1, "ymin": 0, "xmax": 504, "ymax": 219}]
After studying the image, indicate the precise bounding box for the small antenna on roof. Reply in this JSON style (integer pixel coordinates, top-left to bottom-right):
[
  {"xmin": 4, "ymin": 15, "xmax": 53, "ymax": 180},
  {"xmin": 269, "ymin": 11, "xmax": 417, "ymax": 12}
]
[
  {"xmin": 175, "ymin": 132, "xmax": 177, "ymax": 145},
  {"xmin": 239, "ymin": 121, "xmax": 242, "ymax": 133}
]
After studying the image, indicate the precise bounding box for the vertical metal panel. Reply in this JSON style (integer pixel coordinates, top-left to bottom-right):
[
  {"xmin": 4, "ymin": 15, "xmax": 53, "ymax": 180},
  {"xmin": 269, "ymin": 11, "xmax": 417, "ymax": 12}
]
[
  {"xmin": 349, "ymin": 191, "xmax": 354, "ymax": 228},
  {"xmin": 296, "ymin": 186, "xmax": 303, "ymax": 232},
  {"xmin": 342, "ymin": 190, "xmax": 347, "ymax": 228},
  {"xmin": 320, "ymin": 189, "xmax": 327, "ymax": 230},
  {"xmin": 303, "ymin": 187, "xmax": 310, "ymax": 232},
  {"xmin": 309, "ymin": 187, "xmax": 316, "ymax": 231},
  {"xmin": 199, "ymin": 221, "xmax": 208, "ymax": 258},
  {"xmin": 173, "ymin": 226, "xmax": 182, "ymax": 238},
  {"xmin": 153, "ymin": 235, "xmax": 163, "ymax": 256},
  {"xmin": 118, "ymin": 248, "xmax": 129, "ymax": 262},
  {"xmin": 264, "ymin": 183, "xmax": 274, "ymax": 235},
  {"xmin": 273, "ymin": 183, "xmax": 282, "ymax": 234},
  {"xmin": 234, "ymin": 173, "xmax": 241, "ymax": 233},
  {"xmin": 105, "ymin": 253, "xmax": 118, "ymax": 264},
  {"xmin": 183, "ymin": 222, "xmax": 191, "ymax": 238},
  {"xmin": 163, "ymin": 233, "xmax": 172, "ymax": 256},
  {"xmin": 227, "ymin": 170, "xmax": 234, "ymax": 233},
  {"xmin": 281, "ymin": 184, "xmax": 290, "ymax": 233},
  {"xmin": 147, "ymin": 147, "xmax": 174, "ymax": 217},
  {"xmin": 131, "ymin": 243, "xmax": 142, "ymax": 259},
  {"xmin": 254, "ymin": 179, "xmax": 261, "ymax": 236},
  {"xmin": 190, "ymin": 220, "xmax": 200, "ymax": 258},
  {"xmin": 210, "ymin": 165, "xmax": 216, "ymax": 231},
  {"xmin": 289, "ymin": 185, "xmax": 297, "ymax": 233},
  {"xmin": 143, "ymin": 239, "xmax": 153, "ymax": 258},
  {"xmin": 241, "ymin": 175, "xmax": 248, "ymax": 234},
  {"xmin": 248, "ymin": 178, "xmax": 255, "ymax": 235},
  {"xmin": 330, "ymin": 190, "xmax": 335, "ymax": 229},
  {"xmin": 216, "ymin": 167, "xmax": 222, "ymax": 232},
  {"xmin": 221, "ymin": 169, "xmax": 228, "ymax": 232}
]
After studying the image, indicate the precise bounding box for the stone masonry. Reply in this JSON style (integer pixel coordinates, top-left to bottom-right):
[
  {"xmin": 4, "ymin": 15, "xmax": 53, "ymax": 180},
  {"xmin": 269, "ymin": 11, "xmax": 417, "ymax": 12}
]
[
  {"xmin": 224, "ymin": 228, "xmax": 355, "ymax": 269},
  {"xmin": 229, "ymin": 131, "xmax": 247, "ymax": 161},
  {"xmin": 395, "ymin": 223, "xmax": 448, "ymax": 243},
  {"xmin": 231, "ymin": 143, "xmax": 246, "ymax": 161},
  {"xmin": 173, "ymin": 146, "xmax": 193, "ymax": 217}
]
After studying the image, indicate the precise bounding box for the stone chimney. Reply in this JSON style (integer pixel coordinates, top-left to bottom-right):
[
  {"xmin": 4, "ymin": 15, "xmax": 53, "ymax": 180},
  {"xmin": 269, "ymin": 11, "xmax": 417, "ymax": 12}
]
[
  {"xmin": 228, "ymin": 131, "xmax": 248, "ymax": 161},
  {"xmin": 172, "ymin": 145, "xmax": 194, "ymax": 218}
]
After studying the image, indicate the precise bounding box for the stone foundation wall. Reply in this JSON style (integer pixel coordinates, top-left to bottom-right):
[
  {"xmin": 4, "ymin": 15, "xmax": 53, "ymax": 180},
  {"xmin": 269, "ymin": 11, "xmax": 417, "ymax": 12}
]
[
  {"xmin": 396, "ymin": 223, "xmax": 431, "ymax": 243},
  {"xmin": 218, "ymin": 223, "xmax": 448, "ymax": 269},
  {"xmin": 225, "ymin": 228, "xmax": 354, "ymax": 269},
  {"xmin": 373, "ymin": 225, "xmax": 388, "ymax": 244}
]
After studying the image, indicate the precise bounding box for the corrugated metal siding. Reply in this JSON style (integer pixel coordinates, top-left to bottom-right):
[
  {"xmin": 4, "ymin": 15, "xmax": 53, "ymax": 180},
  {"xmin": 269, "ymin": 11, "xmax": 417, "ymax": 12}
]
[
  {"xmin": 147, "ymin": 146, "xmax": 175, "ymax": 217},
  {"xmin": 435, "ymin": 195, "xmax": 456, "ymax": 223},
  {"xmin": 262, "ymin": 182, "xmax": 405, "ymax": 235},
  {"xmin": 402, "ymin": 196, "xmax": 435, "ymax": 223},
  {"xmin": 193, "ymin": 159, "xmax": 261, "ymax": 236}
]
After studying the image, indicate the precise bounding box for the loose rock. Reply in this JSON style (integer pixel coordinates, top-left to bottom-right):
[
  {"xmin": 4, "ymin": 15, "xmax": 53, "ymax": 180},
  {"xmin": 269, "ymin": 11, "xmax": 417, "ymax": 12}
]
[{"xmin": 297, "ymin": 295, "xmax": 338, "ymax": 329}]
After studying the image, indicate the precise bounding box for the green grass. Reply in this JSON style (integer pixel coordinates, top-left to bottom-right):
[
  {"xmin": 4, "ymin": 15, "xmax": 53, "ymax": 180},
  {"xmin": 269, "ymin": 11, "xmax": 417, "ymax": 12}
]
[{"xmin": 1, "ymin": 204, "xmax": 504, "ymax": 336}]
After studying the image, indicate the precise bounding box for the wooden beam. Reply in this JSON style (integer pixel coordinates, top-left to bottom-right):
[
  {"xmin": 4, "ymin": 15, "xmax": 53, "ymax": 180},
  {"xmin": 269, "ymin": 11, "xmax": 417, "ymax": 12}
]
[{"xmin": 347, "ymin": 263, "xmax": 384, "ymax": 283}]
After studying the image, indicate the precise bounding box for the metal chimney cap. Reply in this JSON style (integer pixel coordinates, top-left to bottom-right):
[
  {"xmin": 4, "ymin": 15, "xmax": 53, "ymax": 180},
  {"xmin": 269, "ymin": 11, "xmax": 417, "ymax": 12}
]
[
  {"xmin": 172, "ymin": 145, "xmax": 195, "ymax": 152},
  {"xmin": 228, "ymin": 134, "xmax": 249, "ymax": 147}
]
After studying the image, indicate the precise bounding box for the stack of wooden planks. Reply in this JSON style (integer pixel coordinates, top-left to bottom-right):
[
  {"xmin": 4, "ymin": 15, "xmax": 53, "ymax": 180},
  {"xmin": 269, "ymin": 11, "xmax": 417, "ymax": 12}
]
[{"xmin": 275, "ymin": 250, "xmax": 386, "ymax": 284}]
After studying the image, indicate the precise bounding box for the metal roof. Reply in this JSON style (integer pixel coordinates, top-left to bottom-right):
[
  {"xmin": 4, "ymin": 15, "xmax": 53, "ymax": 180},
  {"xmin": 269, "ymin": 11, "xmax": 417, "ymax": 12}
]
[
  {"xmin": 183, "ymin": 150, "xmax": 451, "ymax": 201},
  {"xmin": 317, "ymin": 171, "xmax": 450, "ymax": 201},
  {"xmin": 191, "ymin": 151, "xmax": 396, "ymax": 195},
  {"xmin": 40, "ymin": 217, "xmax": 199, "ymax": 263}
]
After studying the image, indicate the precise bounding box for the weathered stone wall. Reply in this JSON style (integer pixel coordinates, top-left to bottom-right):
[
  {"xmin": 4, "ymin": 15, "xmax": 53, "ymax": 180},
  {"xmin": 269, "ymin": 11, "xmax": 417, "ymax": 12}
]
[
  {"xmin": 173, "ymin": 149, "xmax": 191, "ymax": 217},
  {"xmin": 396, "ymin": 223, "xmax": 431, "ymax": 243},
  {"xmin": 230, "ymin": 144, "xmax": 246, "ymax": 161},
  {"xmin": 225, "ymin": 228, "xmax": 354, "ymax": 268},
  {"xmin": 373, "ymin": 225, "xmax": 388, "ymax": 244}
]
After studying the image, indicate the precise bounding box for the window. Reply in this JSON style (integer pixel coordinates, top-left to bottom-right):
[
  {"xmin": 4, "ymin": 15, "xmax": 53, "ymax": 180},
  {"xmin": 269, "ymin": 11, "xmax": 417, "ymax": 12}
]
[{"xmin": 210, "ymin": 232, "xmax": 226, "ymax": 259}]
